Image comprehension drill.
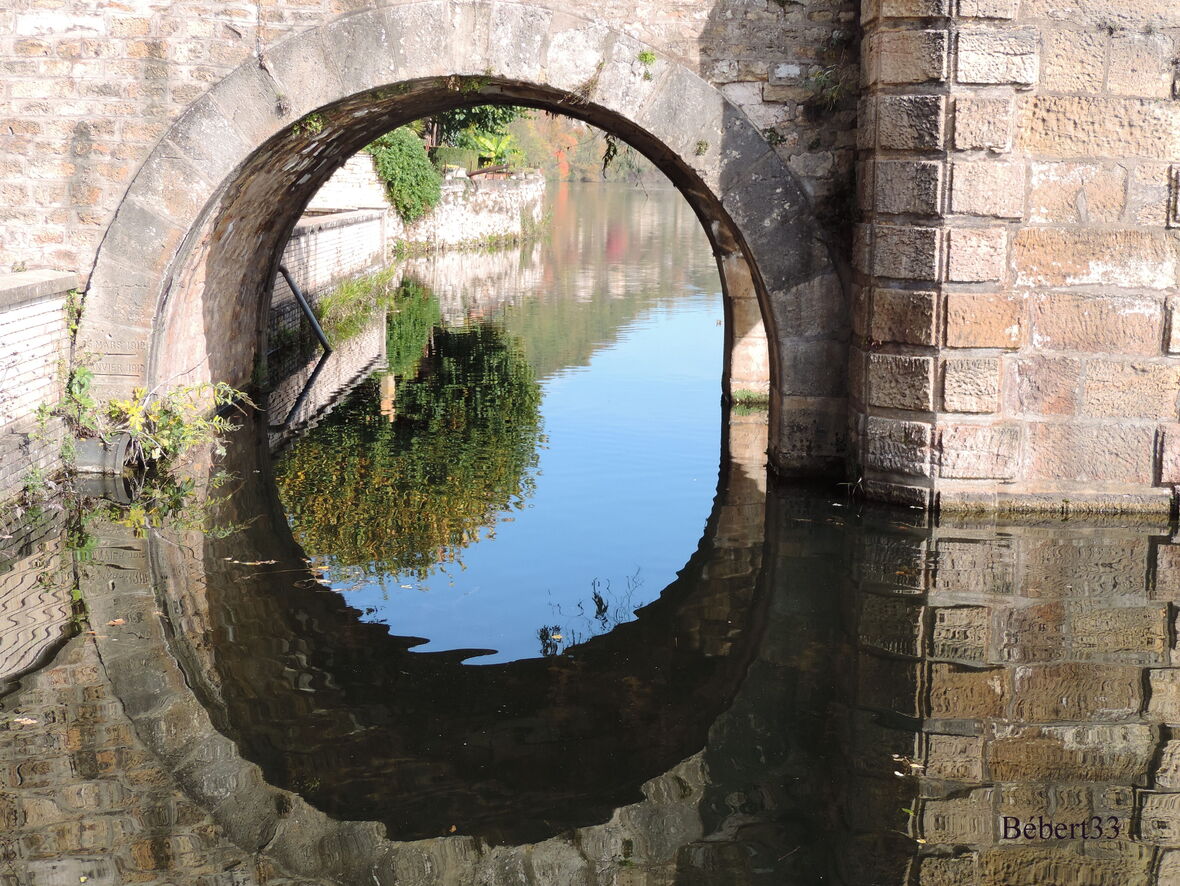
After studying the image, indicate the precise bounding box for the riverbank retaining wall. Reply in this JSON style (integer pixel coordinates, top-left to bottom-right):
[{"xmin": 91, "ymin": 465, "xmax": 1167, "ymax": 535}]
[{"xmin": 0, "ymin": 271, "xmax": 75, "ymax": 505}]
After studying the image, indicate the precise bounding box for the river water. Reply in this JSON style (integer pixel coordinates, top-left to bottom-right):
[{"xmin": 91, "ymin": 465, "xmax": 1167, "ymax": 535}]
[{"xmin": 2, "ymin": 183, "xmax": 1180, "ymax": 884}]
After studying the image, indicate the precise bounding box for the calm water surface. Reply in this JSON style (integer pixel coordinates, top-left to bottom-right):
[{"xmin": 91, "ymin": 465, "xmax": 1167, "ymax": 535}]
[{"xmin": 2, "ymin": 183, "xmax": 1179, "ymax": 885}]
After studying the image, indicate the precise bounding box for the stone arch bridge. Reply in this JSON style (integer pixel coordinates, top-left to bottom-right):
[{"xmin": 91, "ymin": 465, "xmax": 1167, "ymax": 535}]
[{"xmin": 2, "ymin": 0, "xmax": 1180, "ymax": 512}]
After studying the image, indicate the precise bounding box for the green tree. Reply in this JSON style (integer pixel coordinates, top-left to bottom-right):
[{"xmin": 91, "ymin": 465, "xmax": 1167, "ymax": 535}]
[
  {"xmin": 365, "ymin": 128, "xmax": 442, "ymax": 222},
  {"xmin": 275, "ymin": 320, "xmax": 543, "ymax": 580}
]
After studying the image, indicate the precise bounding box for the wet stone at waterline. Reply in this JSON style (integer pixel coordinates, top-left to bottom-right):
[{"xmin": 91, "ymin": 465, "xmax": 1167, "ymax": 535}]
[{"xmin": 6, "ymin": 185, "xmax": 1180, "ymax": 884}]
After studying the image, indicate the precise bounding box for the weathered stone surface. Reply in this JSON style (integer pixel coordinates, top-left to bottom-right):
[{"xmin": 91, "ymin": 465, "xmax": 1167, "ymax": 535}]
[
  {"xmin": 1011, "ymin": 663, "xmax": 1143, "ymax": 721},
  {"xmin": 930, "ymin": 606, "xmax": 991, "ymax": 663},
  {"xmin": 1040, "ymin": 28, "xmax": 1106, "ymax": 93},
  {"xmin": 926, "ymin": 734, "xmax": 985, "ymax": 782},
  {"xmin": 929, "ymin": 664, "xmax": 1006, "ymax": 719},
  {"xmin": 1081, "ymin": 360, "xmax": 1180, "ymax": 419},
  {"xmin": 1147, "ymin": 669, "xmax": 1180, "ymax": 722},
  {"xmin": 919, "ymin": 854, "xmax": 979, "ymax": 886},
  {"xmin": 939, "ymin": 424, "xmax": 1019, "ymax": 479},
  {"xmin": 979, "ymin": 844, "xmax": 1153, "ymax": 886},
  {"xmin": 1017, "ymin": 95, "xmax": 1180, "ymax": 161},
  {"xmin": 1140, "ymin": 792, "xmax": 1180, "ymax": 846},
  {"xmin": 1014, "ymin": 229, "xmax": 1177, "ymax": 289},
  {"xmin": 1108, "ymin": 32, "xmax": 1176, "ymax": 99},
  {"xmin": 954, "ymin": 95, "xmax": 1015, "ymax": 151},
  {"xmin": 947, "ymin": 228, "xmax": 1007, "ymax": 283},
  {"xmin": 1028, "ymin": 162, "xmax": 1127, "ymax": 224},
  {"xmin": 921, "ymin": 788, "xmax": 994, "ymax": 844},
  {"xmin": 859, "ymin": 594, "xmax": 924, "ymax": 656},
  {"xmin": 1026, "ymin": 423, "xmax": 1155, "ymax": 484},
  {"xmin": 857, "ymin": 653, "xmax": 922, "ymax": 716},
  {"xmin": 942, "ymin": 359, "xmax": 1000, "ymax": 413},
  {"xmin": 946, "ymin": 293, "xmax": 1022, "ymax": 349},
  {"xmin": 1003, "ymin": 356, "xmax": 1079, "ymax": 416},
  {"xmin": 951, "ymin": 161, "xmax": 1024, "ymax": 218},
  {"xmin": 868, "ymin": 353, "xmax": 935, "ymax": 410},
  {"xmin": 878, "ymin": 95, "xmax": 948, "ymax": 150},
  {"xmin": 871, "ymin": 288, "xmax": 938, "ymax": 345},
  {"xmin": 987, "ymin": 723, "xmax": 1156, "ymax": 781},
  {"xmin": 956, "ymin": 29, "xmax": 1040, "ymax": 85},
  {"xmin": 1029, "ymin": 294, "xmax": 1162, "ymax": 356},
  {"xmin": 873, "ymin": 225, "xmax": 943, "ymax": 280},
  {"xmin": 865, "ymin": 416, "xmax": 934, "ymax": 477},
  {"xmin": 875, "ymin": 159, "xmax": 944, "ymax": 216},
  {"xmin": 873, "ymin": 29, "xmax": 949, "ymax": 85},
  {"xmin": 959, "ymin": 0, "xmax": 1017, "ymax": 17}
]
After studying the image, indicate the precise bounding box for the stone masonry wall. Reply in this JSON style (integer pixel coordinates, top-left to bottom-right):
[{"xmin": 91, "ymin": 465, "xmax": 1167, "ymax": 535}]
[
  {"xmin": 855, "ymin": 1, "xmax": 1180, "ymax": 512},
  {"xmin": 0, "ymin": 0, "xmax": 858, "ymax": 279},
  {"xmin": 0, "ymin": 270, "xmax": 75, "ymax": 505}
]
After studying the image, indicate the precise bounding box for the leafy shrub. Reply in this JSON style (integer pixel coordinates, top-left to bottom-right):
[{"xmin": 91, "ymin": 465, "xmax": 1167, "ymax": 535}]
[{"xmin": 365, "ymin": 128, "xmax": 442, "ymax": 223}]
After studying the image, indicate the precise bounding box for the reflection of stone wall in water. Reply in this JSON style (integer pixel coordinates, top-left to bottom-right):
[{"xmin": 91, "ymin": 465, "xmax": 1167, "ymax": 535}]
[
  {"xmin": 403, "ymin": 242, "xmax": 545, "ymax": 325},
  {"xmin": 0, "ymin": 511, "xmax": 70, "ymax": 691},
  {"xmin": 266, "ymin": 316, "xmax": 388, "ymax": 452}
]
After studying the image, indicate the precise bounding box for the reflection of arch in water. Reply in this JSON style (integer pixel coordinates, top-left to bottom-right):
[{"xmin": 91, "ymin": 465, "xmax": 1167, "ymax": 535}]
[
  {"xmin": 75, "ymin": 410, "xmax": 771, "ymax": 881},
  {"xmin": 78, "ymin": 0, "xmax": 846, "ymax": 476},
  {"xmin": 173, "ymin": 414, "xmax": 770, "ymax": 846}
]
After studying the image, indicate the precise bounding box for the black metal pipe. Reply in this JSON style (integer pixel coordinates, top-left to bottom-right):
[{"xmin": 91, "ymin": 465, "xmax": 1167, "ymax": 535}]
[{"xmin": 278, "ymin": 263, "xmax": 332, "ymax": 354}]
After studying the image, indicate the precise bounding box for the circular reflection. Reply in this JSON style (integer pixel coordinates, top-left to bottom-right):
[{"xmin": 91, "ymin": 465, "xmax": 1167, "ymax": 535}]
[{"xmin": 160, "ymin": 418, "xmax": 770, "ymax": 845}]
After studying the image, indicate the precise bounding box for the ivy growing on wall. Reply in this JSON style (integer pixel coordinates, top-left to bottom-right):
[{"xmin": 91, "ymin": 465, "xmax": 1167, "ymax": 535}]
[{"xmin": 365, "ymin": 127, "xmax": 442, "ymax": 223}]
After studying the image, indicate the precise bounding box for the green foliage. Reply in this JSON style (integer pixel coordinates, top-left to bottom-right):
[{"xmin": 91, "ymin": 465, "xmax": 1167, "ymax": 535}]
[
  {"xmin": 694, "ymin": 140, "xmax": 709, "ymax": 156},
  {"xmin": 64, "ymin": 289, "xmax": 83, "ymax": 338},
  {"xmin": 365, "ymin": 128, "xmax": 442, "ymax": 223},
  {"xmin": 104, "ymin": 382, "xmax": 250, "ymax": 468},
  {"xmin": 464, "ymin": 129, "xmax": 520, "ymax": 166},
  {"xmin": 385, "ymin": 278, "xmax": 440, "ymax": 378},
  {"xmin": 275, "ymin": 322, "xmax": 543, "ymax": 580},
  {"xmin": 432, "ymin": 105, "xmax": 528, "ymax": 148},
  {"xmin": 637, "ymin": 50, "xmax": 657, "ymax": 66},
  {"xmin": 62, "ymin": 365, "xmax": 99, "ymax": 433},
  {"xmin": 314, "ymin": 267, "xmax": 400, "ymax": 345},
  {"xmin": 291, "ymin": 112, "xmax": 326, "ymax": 137},
  {"xmin": 431, "ymin": 145, "xmax": 480, "ymax": 173}
]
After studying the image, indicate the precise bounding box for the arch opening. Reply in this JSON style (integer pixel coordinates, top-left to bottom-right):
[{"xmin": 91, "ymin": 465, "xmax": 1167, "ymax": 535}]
[{"xmin": 78, "ymin": 2, "xmax": 846, "ymax": 476}]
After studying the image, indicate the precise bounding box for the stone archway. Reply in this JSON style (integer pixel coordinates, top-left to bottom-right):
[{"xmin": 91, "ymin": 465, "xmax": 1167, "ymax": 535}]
[{"xmin": 77, "ymin": 0, "xmax": 845, "ymax": 476}]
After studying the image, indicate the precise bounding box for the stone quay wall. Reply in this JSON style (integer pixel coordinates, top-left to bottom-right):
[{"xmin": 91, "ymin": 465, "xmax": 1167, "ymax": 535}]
[
  {"xmin": 0, "ymin": 271, "xmax": 75, "ymax": 505},
  {"xmin": 853, "ymin": 1, "xmax": 1180, "ymax": 512}
]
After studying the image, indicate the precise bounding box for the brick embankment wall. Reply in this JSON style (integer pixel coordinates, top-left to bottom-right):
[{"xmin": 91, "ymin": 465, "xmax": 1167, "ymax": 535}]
[{"xmin": 0, "ymin": 270, "xmax": 75, "ymax": 505}]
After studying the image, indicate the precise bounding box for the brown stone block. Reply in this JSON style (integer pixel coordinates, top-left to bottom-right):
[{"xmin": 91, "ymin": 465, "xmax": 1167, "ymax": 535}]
[
  {"xmin": 1011, "ymin": 662, "xmax": 1142, "ymax": 720},
  {"xmin": 942, "ymin": 359, "xmax": 1001, "ymax": 413},
  {"xmin": 922, "ymin": 788, "xmax": 995, "ymax": 845},
  {"xmin": 874, "ymin": 29, "xmax": 949, "ymax": 85},
  {"xmin": 1027, "ymin": 422, "xmax": 1155, "ymax": 484},
  {"xmin": 1147, "ymin": 669, "xmax": 1180, "ymax": 722},
  {"xmin": 1070, "ymin": 604, "xmax": 1169, "ymax": 663},
  {"xmin": 1029, "ymin": 293, "xmax": 1162, "ymax": 356},
  {"xmin": 868, "ymin": 353, "xmax": 935, "ymax": 410},
  {"xmin": 979, "ymin": 843, "xmax": 1153, "ymax": 885},
  {"xmin": 1040, "ymin": 28, "xmax": 1106, "ymax": 93},
  {"xmin": 1081, "ymin": 360, "xmax": 1180, "ymax": 419},
  {"xmin": 946, "ymin": 228, "xmax": 1006, "ymax": 283},
  {"xmin": 926, "ymin": 734, "xmax": 986, "ymax": 782},
  {"xmin": 1132, "ymin": 164, "xmax": 1175, "ymax": 228},
  {"xmin": 878, "ymin": 94, "xmax": 948, "ymax": 151},
  {"xmin": 930, "ymin": 606, "xmax": 991, "ymax": 663},
  {"xmin": 946, "ymin": 292, "xmax": 1023, "ymax": 349},
  {"xmin": 1022, "ymin": 536, "xmax": 1150, "ymax": 599},
  {"xmin": 1108, "ymin": 33, "xmax": 1176, "ymax": 99},
  {"xmin": 939, "ymin": 423, "xmax": 1020, "ymax": 479},
  {"xmin": 929, "ymin": 663, "xmax": 1006, "ymax": 718},
  {"xmin": 871, "ymin": 288, "xmax": 938, "ymax": 346},
  {"xmin": 986, "ymin": 723, "xmax": 1155, "ymax": 782},
  {"xmin": 919, "ymin": 854, "xmax": 979, "ymax": 886},
  {"xmin": 959, "ymin": 0, "xmax": 1017, "ymax": 16},
  {"xmin": 874, "ymin": 159, "xmax": 944, "ymax": 216},
  {"xmin": 957, "ymin": 29, "xmax": 1039, "ymax": 86},
  {"xmin": 1017, "ymin": 95, "xmax": 1180, "ymax": 162},
  {"xmin": 1028, "ymin": 162, "xmax": 1127, "ymax": 224},
  {"xmin": 996, "ymin": 601, "xmax": 1066, "ymax": 663},
  {"xmin": 1015, "ymin": 229, "xmax": 1176, "ymax": 289},
  {"xmin": 1140, "ymin": 792, "xmax": 1180, "ymax": 846},
  {"xmin": 950, "ymin": 161, "xmax": 1025, "ymax": 218},
  {"xmin": 865, "ymin": 416, "xmax": 934, "ymax": 477},
  {"xmin": 873, "ymin": 225, "xmax": 943, "ymax": 281}
]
